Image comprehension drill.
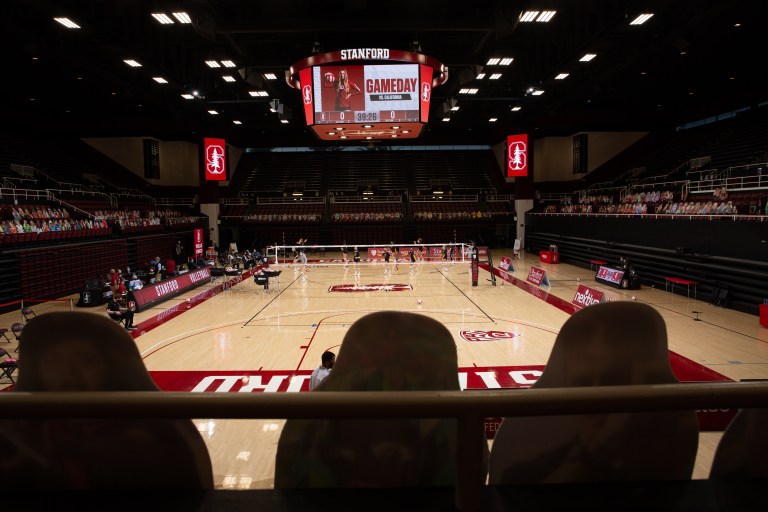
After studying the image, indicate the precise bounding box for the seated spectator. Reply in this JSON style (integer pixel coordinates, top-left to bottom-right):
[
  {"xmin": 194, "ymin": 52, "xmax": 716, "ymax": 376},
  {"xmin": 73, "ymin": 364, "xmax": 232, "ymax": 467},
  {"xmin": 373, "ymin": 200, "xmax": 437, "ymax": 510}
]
[
  {"xmin": 107, "ymin": 295, "xmax": 135, "ymax": 331},
  {"xmin": 0, "ymin": 312, "xmax": 214, "ymax": 489},
  {"xmin": 128, "ymin": 274, "xmax": 143, "ymax": 291}
]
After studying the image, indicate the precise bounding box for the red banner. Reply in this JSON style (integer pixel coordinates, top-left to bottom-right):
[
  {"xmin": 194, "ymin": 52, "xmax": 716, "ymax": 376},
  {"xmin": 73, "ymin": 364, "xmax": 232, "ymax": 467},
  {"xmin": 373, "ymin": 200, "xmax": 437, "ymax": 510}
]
[
  {"xmin": 571, "ymin": 284, "xmax": 606, "ymax": 309},
  {"xmin": 194, "ymin": 228, "xmax": 203, "ymax": 258},
  {"xmin": 419, "ymin": 64, "xmax": 431, "ymax": 122},
  {"xmin": 507, "ymin": 134, "xmax": 528, "ymax": 177},
  {"xmin": 129, "ymin": 267, "xmax": 211, "ymax": 311},
  {"xmin": 527, "ymin": 266, "xmax": 546, "ymax": 286},
  {"xmin": 299, "ymin": 67, "xmax": 314, "ymax": 126},
  {"xmin": 204, "ymin": 137, "xmax": 226, "ymax": 181},
  {"xmin": 498, "ymin": 256, "xmax": 512, "ymax": 272}
]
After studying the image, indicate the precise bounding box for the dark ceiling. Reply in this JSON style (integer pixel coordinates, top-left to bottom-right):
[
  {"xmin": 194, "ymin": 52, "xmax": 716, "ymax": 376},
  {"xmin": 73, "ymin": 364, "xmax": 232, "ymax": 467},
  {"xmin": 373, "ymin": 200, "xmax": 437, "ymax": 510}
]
[{"xmin": 4, "ymin": 0, "xmax": 766, "ymax": 148}]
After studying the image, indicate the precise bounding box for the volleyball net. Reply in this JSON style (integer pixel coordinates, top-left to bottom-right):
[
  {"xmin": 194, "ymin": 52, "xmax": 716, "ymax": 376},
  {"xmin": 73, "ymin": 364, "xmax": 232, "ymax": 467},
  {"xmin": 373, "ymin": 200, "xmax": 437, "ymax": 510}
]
[{"xmin": 265, "ymin": 242, "xmax": 471, "ymax": 266}]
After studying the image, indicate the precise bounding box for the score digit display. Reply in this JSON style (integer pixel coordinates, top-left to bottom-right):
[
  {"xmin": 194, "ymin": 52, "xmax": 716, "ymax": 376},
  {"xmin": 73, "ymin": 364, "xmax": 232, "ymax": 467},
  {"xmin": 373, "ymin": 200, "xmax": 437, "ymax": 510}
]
[{"xmin": 596, "ymin": 266, "xmax": 625, "ymax": 285}]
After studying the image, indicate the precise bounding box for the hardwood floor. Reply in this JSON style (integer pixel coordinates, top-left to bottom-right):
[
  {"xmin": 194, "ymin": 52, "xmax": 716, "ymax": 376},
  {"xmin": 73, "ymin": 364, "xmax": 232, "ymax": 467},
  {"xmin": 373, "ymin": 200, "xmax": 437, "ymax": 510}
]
[{"xmin": 1, "ymin": 249, "xmax": 766, "ymax": 488}]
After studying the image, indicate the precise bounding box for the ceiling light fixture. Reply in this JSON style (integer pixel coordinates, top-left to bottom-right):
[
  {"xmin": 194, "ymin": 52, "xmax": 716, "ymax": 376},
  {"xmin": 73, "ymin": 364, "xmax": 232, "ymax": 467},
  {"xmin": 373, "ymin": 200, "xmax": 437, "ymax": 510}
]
[
  {"xmin": 172, "ymin": 12, "xmax": 192, "ymax": 24},
  {"xmin": 151, "ymin": 13, "xmax": 174, "ymax": 24},
  {"xmin": 630, "ymin": 13, "xmax": 654, "ymax": 25},
  {"xmin": 54, "ymin": 17, "xmax": 81, "ymax": 29}
]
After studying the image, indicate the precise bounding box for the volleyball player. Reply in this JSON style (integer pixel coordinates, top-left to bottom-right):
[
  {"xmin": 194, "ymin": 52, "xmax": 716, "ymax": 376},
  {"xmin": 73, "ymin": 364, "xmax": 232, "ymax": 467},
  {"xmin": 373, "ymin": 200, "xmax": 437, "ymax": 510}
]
[
  {"xmin": 441, "ymin": 245, "xmax": 449, "ymax": 270},
  {"xmin": 340, "ymin": 241, "xmax": 348, "ymax": 268},
  {"xmin": 389, "ymin": 241, "xmax": 399, "ymax": 272},
  {"xmin": 449, "ymin": 244, "xmax": 456, "ymax": 265},
  {"xmin": 382, "ymin": 245, "xmax": 391, "ymax": 274},
  {"xmin": 353, "ymin": 246, "xmax": 361, "ymax": 276}
]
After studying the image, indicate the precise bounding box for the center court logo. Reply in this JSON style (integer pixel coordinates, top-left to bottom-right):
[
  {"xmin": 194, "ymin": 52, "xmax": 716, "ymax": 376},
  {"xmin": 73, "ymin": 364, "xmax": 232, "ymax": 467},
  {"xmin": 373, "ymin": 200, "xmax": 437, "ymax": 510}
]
[
  {"xmin": 460, "ymin": 330, "xmax": 521, "ymax": 342},
  {"xmin": 328, "ymin": 284, "xmax": 413, "ymax": 292}
]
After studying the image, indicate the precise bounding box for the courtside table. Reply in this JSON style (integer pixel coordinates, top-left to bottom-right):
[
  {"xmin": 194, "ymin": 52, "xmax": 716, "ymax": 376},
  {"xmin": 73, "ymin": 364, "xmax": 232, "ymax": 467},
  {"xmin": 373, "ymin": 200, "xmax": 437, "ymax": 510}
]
[{"xmin": 665, "ymin": 277, "xmax": 698, "ymax": 300}]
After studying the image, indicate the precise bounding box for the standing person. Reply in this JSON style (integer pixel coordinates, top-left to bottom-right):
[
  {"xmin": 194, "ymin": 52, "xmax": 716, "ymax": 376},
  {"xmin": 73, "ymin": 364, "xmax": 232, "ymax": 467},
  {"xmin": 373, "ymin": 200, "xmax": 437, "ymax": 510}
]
[
  {"xmin": 415, "ymin": 237, "xmax": 426, "ymax": 262},
  {"xmin": 324, "ymin": 68, "xmax": 362, "ymax": 111},
  {"xmin": 309, "ymin": 351, "xmax": 335, "ymax": 391},
  {"xmin": 408, "ymin": 246, "xmax": 416, "ymax": 265},
  {"xmin": 175, "ymin": 240, "xmax": 184, "ymax": 265},
  {"xmin": 353, "ymin": 246, "xmax": 361, "ymax": 276},
  {"xmin": 382, "ymin": 245, "xmax": 392, "ymax": 274},
  {"xmin": 449, "ymin": 244, "xmax": 456, "ymax": 265},
  {"xmin": 299, "ymin": 247, "xmax": 308, "ymax": 277},
  {"xmin": 441, "ymin": 245, "xmax": 449, "ymax": 270},
  {"xmin": 390, "ymin": 241, "xmax": 399, "ymax": 271},
  {"xmin": 389, "ymin": 242, "xmax": 400, "ymax": 274},
  {"xmin": 340, "ymin": 241, "xmax": 349, "ymax": 268}
]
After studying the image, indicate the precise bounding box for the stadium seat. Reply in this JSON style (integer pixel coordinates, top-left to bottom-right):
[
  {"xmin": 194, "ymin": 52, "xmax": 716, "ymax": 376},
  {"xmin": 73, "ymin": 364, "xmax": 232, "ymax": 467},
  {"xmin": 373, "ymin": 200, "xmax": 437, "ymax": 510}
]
[
  {"xmin": 710, "ymin": 408, "xmax": 768, "ymax": 479},
  {"xmin": 489, "ymin": 301, "xmax": 699, "ymax": 484},
  {"xmin": 274, "ymin": 310, "xmax": 489, "ymax": 488},
  {"xmin": 0, "ymin": 312, "xmax": 214, "ymax": 489}
]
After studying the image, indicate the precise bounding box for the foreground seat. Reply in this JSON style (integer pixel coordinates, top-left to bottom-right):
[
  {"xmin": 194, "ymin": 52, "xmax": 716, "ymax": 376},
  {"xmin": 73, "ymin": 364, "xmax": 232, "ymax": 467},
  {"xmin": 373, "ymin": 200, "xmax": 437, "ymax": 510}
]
[
  {"xmin": 275, "ymin": 311, "xmax": 489, "ymax": 488},
  {"xmin": 0, "ymin": 312, "xmax": 213, "ymax": 490},
  {"xmin": 489, "ymin": 301, "xmax": 699, "ymax": 484}
]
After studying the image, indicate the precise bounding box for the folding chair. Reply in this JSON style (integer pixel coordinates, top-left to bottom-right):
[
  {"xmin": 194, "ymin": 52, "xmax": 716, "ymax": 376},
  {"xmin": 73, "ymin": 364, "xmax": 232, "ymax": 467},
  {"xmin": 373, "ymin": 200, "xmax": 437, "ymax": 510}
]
[
  {"xmin": 0, "ymin": 328, "xmax": 9, "ymax": 344},
  {"xmin": 21, "ymin": 307, "xmax": 36, "ymax": 322},
  {"xmin": 0, "ymin": 348, "xmax": 17, "ymax": 383},
  {"xmin": 11, "ymin": 323, "xmax": 24, "ymax": 353}
]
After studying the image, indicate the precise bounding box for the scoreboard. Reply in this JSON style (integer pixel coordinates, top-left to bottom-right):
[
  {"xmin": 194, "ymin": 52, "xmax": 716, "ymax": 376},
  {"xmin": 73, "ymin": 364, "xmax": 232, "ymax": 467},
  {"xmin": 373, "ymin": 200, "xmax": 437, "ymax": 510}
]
[{"xmin": 295, "ymin": 58, "xmax": 436, "ymax": 141}]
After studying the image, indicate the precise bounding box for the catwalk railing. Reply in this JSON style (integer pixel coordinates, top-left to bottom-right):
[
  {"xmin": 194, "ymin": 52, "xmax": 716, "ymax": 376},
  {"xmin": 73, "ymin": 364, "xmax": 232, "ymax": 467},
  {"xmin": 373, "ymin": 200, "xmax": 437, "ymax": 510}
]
[{"xmin": 1, "ymin": 381, "xmax": 767, "ymax": 512}]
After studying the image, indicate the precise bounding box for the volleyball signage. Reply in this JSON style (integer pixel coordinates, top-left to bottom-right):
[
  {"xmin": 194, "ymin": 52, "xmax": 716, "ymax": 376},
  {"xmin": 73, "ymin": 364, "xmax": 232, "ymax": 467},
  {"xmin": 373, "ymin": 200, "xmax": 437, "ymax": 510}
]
[
  {"xmin": 203, "ymin": 138, "xmax": 226, "ymax": 181},
  {"xmin": 507, "ymin": 134, "xmax": 528, "ymax": 177},
  {"xmin": 571, "ymin": 284, "xmax": 606, "ymax": 309},
  {"xmin": 526, "ymin": 266, "xmax": 550, "ymax": 287},
  {"xmin": 498, "ymin": 256, "xmax": 514, "ymax": 273},
  {"xmin": 128, "ymin": 267, "xmax": 211, "ymax": 311}
]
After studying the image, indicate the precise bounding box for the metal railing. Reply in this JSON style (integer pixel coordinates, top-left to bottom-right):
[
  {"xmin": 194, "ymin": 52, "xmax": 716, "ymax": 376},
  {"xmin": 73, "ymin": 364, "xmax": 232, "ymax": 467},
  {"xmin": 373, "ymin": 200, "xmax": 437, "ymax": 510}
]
[{"xmin": 0, "ymin": 381, "xmax": 766, "ymax": 512}]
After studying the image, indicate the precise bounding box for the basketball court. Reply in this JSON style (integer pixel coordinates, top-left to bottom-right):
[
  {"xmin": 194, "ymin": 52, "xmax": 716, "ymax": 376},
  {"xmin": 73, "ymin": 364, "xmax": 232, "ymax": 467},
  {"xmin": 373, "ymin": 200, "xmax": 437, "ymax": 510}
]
[{"xmin": 2, "ymin": 247, "xmax": 767, "ymax": 489}]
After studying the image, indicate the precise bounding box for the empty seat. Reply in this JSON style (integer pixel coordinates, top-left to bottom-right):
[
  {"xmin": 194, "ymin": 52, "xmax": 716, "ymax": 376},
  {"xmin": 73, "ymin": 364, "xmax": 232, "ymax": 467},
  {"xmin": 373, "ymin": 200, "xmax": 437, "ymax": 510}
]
[
  {"xmin": 275, "ymin": 311, "xmax": 489, "ymax": 488},
  {"xmin": 0, "ymin": 312, "xmax": 214, "ymax": 489},
  {"xmin": 489, "ymin": 301, "xmax": 699, "ymax": 484}
]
